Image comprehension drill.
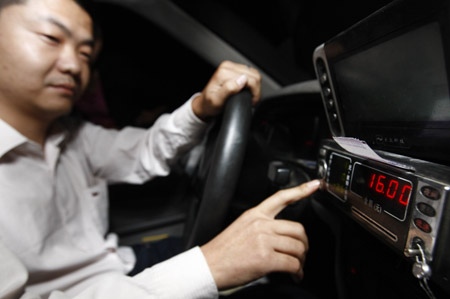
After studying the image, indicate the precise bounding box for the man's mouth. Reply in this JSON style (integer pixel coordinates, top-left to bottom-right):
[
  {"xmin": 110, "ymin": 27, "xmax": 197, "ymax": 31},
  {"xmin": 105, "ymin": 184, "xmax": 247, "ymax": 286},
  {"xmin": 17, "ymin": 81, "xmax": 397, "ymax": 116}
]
[{"xmin": 48, "ymin": 83, "xmax": 78, "ymax": 97}]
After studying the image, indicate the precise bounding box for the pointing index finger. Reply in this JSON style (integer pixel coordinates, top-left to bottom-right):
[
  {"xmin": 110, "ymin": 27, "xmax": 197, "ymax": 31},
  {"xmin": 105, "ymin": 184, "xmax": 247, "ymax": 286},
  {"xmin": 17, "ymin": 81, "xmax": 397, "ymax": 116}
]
[{"xmin": 258, "ymin": 180, "xmax": 321, "ymax": 218}]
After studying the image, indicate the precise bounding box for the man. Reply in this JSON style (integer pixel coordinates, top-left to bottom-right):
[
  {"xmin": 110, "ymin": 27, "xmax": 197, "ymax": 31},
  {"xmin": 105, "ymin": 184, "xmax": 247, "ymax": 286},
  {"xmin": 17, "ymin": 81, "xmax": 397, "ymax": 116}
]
[{"xmin": 0, "ymin": 0, "xmax": 320, "ymax": 298}]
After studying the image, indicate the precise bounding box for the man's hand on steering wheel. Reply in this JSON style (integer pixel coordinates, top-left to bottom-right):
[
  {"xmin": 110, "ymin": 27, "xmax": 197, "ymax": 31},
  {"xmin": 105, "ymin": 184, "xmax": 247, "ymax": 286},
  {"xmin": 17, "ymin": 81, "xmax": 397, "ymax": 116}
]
[
  {"xmin": 190, "ymin": 60, "xmax": 319, "ymax": 291},
  {"xmin": 192, "ymin": 60, "xmax": 261, "ymax": 121}
]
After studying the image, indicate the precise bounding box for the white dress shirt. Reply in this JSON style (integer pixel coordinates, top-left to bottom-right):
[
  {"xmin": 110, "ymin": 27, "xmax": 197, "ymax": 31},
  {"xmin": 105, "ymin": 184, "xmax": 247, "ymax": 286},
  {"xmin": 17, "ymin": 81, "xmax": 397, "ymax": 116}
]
[
  {"xmin": 0, "ymin": 96, "xmax": 218, "ymax": 298},
  {"xmin": 0, "ymin": 241, "xmax": 216, "ymax": 299}
]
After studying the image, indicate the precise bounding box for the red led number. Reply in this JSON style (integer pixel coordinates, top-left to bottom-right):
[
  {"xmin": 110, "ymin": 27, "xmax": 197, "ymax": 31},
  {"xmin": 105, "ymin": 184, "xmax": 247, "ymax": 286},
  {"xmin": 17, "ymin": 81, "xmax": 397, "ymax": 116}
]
[
  {"xmin": 375, "ymin": 175, "xmax": 386, "ymax": 193},
  {"xmin": 368, "ymin": 172, "xmax": 410, "ymax": 206},
  {"xmin": 369, "ymin": 173, "xmax": 376, "ymax": 188},
  {"xmin": 386, "ymin": 180, "xmax": 398, "ymax": 199},
  {"xmin": 399, "ymin": 185, "xmax": 412, "ymax": 206}
]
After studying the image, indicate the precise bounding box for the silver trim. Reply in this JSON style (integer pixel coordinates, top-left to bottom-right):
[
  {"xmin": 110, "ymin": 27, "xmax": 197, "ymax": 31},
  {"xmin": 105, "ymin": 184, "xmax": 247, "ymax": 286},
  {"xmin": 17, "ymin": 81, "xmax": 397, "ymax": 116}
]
[
  {"xmin": 317, "ymin": 158, "xmax": 328, "ymax": 180},
  {"xmin": 312, "ymin": 44, "xmax": 345, "ymax": 136},
  {"xmin": 405, "ymin": 179, "xmax": 449, "ymax": 261},
  {"xmin": 352, "ymin": 207, "xmax": 398, "ymax": 242},
  {"xmin": 326, "ymin": 152, "xmax": 351, "ymax": 202}
]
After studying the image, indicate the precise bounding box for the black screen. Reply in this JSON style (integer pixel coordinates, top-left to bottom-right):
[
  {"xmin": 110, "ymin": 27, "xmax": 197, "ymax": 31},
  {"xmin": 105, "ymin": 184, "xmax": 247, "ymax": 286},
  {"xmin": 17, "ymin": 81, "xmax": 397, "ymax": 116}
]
[{"xmin": 333, "ymin": 22, "xmax": 450, "ymax": 124}]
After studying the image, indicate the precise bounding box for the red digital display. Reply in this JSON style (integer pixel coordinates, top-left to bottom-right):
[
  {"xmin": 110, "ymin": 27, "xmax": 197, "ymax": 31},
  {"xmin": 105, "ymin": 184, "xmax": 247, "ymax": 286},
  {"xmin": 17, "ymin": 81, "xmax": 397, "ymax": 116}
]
[
  {"xmin": 351, "ymin": 163, "xmax": 413, "ymax": 220},
  {"xmin": 368, "ymin": 173, "xmax": 412, "ymax": 206}
]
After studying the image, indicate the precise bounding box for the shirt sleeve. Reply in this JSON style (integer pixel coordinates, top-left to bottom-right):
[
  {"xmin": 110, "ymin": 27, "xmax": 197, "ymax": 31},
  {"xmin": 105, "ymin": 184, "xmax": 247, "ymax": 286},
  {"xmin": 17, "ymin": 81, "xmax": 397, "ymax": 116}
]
[
  {"xmin": 130, "ymin": 247, "xmax": 218, "ymax": 299},
  {"xmin": 56, "ymin": 247, "xmax": 218, "ymax": 299},
  {"xmin": 78, "ymin": 94, "xmax": 208, "ymax": 183},
  {"xmin": 5, "ymin": 247, "xmax": 218, "ymax": 299},
  {"xmin": 0, "ymin": 241, "xmax": 28, "ymax": 299}
]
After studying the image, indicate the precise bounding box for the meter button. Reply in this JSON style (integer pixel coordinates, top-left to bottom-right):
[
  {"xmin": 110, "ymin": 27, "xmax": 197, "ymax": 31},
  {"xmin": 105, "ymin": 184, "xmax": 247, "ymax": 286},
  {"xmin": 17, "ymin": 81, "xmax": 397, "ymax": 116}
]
[
  {"xmin": 331, "ymin": 113, "xmax": 338, "ymax": 121},
  {"xmin": 326, "ymin": 98, "xmax": 334, "ymax": 109},
  {"xmin": 414, "ymin": 218, "xmax": 432, "ymax": 233},
  {"xmin": 417, "ymin": 203, "xmax": 436, "ymax": 217},
  {"xmin": 317, "ymin": 160, "xmax": 327, "ymax": 180},
  {"xmin": 421, "ymin": 186, "xmax": 441, "ymax": 200}
]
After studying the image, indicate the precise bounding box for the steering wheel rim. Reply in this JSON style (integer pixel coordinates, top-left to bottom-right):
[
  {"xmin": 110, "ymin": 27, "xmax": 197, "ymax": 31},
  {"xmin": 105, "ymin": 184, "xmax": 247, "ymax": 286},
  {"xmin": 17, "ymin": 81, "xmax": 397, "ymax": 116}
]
[{"xmin": 185, "ymin": 89, "xmax": 253, "ymax": 248}]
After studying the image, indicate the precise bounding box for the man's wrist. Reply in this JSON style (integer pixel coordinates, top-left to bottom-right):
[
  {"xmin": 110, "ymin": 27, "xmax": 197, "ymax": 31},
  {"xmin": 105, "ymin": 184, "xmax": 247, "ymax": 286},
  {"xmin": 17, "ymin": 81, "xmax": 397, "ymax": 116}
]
[{"xmin": 191, "ymin": 93, "xmax": 208, "ymax": 121}]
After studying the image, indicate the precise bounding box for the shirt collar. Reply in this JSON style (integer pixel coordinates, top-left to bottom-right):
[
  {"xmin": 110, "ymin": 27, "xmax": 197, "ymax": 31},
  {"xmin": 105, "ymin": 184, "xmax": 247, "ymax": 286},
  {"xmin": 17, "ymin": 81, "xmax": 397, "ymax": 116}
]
[
  {"xmin": 47, "ymin": 121, "xmax": 69, "ymax": 149},
  {"xmin": 0, "ymin": 118, "xmax": 68, "ymax": 159},
  {"xmin": 0, "ymin": 118, "xmax": 28, "ymax": 158}
]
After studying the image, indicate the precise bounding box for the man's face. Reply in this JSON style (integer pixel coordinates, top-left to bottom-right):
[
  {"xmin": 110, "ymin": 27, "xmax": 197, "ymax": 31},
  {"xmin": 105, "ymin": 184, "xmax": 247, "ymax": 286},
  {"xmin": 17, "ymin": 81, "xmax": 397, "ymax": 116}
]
[{"xmin": 0, "ymin": 0, "xmax": 94, "ymax": 122}]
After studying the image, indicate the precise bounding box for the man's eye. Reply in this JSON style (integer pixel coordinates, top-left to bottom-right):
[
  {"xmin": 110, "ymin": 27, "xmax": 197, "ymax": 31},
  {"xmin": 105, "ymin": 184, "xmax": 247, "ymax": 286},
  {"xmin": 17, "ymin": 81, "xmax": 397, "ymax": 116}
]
[
  {"xmin": 79, "ymin": 49, "xmax": 93, "ymax": 62},
  {"xmin": 80, "ymin": 52, "xmax": 92, "ymax": 62},
  {"xmin": 41, "ymin": 34, "xmax": 60, "ymax": 44}
]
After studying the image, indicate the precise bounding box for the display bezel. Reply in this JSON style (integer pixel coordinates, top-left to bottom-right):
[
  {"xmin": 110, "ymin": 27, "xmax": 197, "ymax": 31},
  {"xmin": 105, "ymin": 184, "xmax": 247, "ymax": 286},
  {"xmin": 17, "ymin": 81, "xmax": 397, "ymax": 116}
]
[
  {"xmin": 327, "ymin": 152, "xmax": 352, "ymax": 202},
  {"xmin": 319, "ymin": 0, "xmax": 450, "ymax": 165}
]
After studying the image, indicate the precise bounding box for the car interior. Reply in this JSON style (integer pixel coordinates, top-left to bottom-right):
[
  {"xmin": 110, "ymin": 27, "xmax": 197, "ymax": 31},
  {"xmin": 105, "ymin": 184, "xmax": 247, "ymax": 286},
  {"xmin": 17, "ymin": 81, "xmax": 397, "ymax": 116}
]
[{"xmin": 80, "ymin": 0, "xmax": 450, "ymax": 298}]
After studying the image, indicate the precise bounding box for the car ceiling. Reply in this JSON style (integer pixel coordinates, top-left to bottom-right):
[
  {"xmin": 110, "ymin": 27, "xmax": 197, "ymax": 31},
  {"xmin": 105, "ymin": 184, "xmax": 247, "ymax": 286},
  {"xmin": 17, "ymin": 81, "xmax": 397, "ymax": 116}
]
[{"xmin": 92, "ymin": 0, "xmax": 392, "ymax": 127}]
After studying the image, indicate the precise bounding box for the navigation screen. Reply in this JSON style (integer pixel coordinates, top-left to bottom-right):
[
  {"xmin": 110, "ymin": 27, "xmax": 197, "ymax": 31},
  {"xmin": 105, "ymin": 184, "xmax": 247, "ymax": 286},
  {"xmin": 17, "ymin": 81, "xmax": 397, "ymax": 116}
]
[{"xmin": 333, "ymin": 22, "xmax": 450, "ymax": 124}]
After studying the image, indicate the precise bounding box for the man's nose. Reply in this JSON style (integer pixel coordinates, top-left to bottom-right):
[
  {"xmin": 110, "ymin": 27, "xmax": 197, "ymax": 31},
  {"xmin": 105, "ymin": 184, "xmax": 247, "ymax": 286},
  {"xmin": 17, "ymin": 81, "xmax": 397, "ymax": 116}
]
[{"xmin": 57, "ymin": 45, "xmax": 82, "ymax": 76}]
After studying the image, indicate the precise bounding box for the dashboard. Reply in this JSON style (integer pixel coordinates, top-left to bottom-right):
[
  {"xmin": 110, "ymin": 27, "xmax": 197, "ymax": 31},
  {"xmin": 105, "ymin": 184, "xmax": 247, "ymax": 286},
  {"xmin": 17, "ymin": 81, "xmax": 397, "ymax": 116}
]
[{"xmin": 313, "ymin": 0, "xmax": 450, "ymax": 296}]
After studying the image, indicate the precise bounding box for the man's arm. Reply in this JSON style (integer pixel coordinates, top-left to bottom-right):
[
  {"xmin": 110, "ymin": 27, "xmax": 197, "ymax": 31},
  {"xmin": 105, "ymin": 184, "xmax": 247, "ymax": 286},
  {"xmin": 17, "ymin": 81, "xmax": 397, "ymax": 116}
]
[
  {"xmin": 0, "ymin": 240, "xmax": 216, "ymax": 299},
  {"xmin": 80, "ymin": 61, "xmax": 260, "ymax": 184},
  {"xmin": 2, "ymin": 181, "xmax": 319, "ymax": 299},
  {"xmin": 201, "ymin": 180, "xmax": 321, "ymax": 290}
]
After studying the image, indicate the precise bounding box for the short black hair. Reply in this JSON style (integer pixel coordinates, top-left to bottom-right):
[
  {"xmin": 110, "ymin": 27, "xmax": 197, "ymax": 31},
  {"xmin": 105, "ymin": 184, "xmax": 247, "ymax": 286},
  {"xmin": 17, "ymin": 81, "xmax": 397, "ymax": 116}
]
[
  {"xmin": 0, "ymin": 0, "xmax": 97, "ymax": 19},
  {"xmin": 0, "ymin": 0, "xmax": 26, "ymax": 11},
  {"xmin": 0, "ymin": 0, "xmax": 99, "ymax": 39}
]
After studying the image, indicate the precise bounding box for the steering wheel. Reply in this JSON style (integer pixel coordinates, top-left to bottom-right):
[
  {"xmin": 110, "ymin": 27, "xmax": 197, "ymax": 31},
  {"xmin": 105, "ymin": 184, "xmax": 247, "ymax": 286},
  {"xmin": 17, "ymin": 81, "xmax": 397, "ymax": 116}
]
[{"xmin": 185, "ymin": 89, "xmax": 253, "ymax": 248}]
